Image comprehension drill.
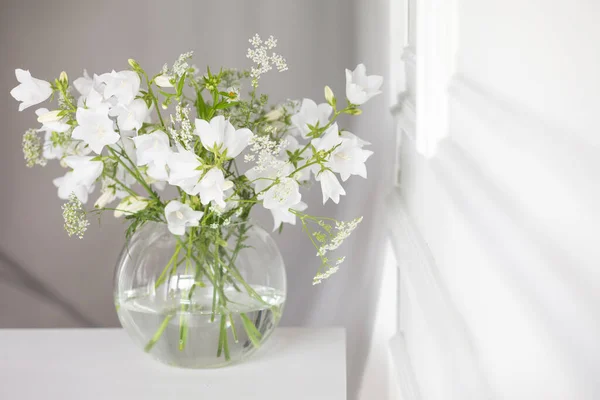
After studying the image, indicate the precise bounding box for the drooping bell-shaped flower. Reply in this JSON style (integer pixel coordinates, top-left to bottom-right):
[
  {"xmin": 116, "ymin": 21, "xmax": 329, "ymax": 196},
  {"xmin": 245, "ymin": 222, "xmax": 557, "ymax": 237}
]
[
  {"xmin": 270, "ymin": 200, "xmax": 307, "ymax": 232},
  {"xmin": 10, "ymin": 69, "xmax": 53, "ymax": 111},
  {"xmin": 315, "ymin": 169, "xmax": 346, "ymax": 204}
]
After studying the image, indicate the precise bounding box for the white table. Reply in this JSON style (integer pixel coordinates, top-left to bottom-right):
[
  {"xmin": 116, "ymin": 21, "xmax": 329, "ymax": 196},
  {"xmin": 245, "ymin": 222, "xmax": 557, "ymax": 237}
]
[{"xmin": 0, "ymin": 327, "xmax": 346, "ymax": 399}]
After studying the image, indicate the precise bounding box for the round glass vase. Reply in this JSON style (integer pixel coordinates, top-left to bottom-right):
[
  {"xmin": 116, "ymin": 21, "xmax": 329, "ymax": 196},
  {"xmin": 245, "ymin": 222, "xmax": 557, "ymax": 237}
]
[{"xmin": 113, "ymin": 220, "xmax": 286, "ymax": 368}]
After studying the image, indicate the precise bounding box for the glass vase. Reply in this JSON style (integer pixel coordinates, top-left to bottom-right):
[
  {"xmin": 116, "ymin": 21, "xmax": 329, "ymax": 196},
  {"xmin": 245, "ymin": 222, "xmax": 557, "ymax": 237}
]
[{"xmin": 113, "ymin": 220, "xmax": 286, "ymax": 368}]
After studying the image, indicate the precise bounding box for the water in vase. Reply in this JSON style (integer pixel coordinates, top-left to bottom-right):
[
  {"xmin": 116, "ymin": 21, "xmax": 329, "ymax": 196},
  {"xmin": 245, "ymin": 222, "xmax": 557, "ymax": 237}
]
[{"xmin": 116, "ymin": 283, "xmax": 285, "ymax": 368}]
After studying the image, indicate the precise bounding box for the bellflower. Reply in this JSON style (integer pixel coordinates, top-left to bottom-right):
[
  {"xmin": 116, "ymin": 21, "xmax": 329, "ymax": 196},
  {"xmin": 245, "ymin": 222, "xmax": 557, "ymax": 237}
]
[
  {"xmin": 195, "ymin": 115, "xmax": 253, "ymax": 159},
  {"xmin": 164, "ymin": 200, "xmax": 204, "ymax": 235},
  {"xmin": 53, "ymin": 156, "xmax": 103, "ymax": 204},
  {"xmin": 98, "ymin": 70, "xmax": 140, "ymax": 105},
  {"xmin": 167, "ymin": 149, "xmax": 203, "ymax": 194},
  {"xmin": 290, "ymin": 99, "xmax": 332, "ymax": 138},
  {"xmin": 110, "ymin": 99, "xmax": 151, "ymax": 131},
  {"xmin": 270, "ymin": 201, "xmax": 308, "ymax": 231},
  {"xmin": 131, "ymin": 131, "xmax": 171, "ymax": 181},
  {"xmin": 72, "ymin": 104, "xmax": 120, "ymax": 154},
  {"xmin": 312, "ymin": 124, "xmax": 372, "ymax": 181},
  {"xmin": 345, "ymin": 63, "xmax": 383, "ymax": 105},
  {"xmin": 315, "ymin": 169, "xmax": 346, "ymax": 204},
  {"xmin": 196, "ymin": 168, "xmax": 233, "ymax": 208},
  {"xmin": 10, "ymin": 69, "xmax": 53, "ymax": 111}
]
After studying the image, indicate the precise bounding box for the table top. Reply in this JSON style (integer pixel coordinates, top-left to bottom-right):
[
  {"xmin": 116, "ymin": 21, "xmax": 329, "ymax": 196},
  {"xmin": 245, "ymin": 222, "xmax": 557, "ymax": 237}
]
[{"xmin": 0, "ymin": 327, "xmax": 346, "ymax": 400}]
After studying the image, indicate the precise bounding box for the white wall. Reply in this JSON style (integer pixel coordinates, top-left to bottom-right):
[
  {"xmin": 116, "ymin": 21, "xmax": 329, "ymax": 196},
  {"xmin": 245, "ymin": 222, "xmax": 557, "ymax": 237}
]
[{"xmin": 389, "ymin": 0, "xmax": 600, "ymax": 398}]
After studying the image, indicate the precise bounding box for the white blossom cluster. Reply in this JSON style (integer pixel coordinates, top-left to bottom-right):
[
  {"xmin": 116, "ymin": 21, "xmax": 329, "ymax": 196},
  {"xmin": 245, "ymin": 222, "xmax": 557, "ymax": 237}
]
[
  {"xmin": 247, "ymin": 34, "xmax": 288, "ymax": 87},
  {"xmin": 10, "ymin": 35, "xmax": 383, "ymax": 285}
]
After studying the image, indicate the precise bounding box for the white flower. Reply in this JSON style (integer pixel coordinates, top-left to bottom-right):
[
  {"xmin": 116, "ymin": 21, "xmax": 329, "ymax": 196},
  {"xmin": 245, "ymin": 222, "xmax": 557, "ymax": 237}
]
[
  {"xmin": 94, "ymin": 179, "xmax": 118, "ymax": 209},
  {"xmin": 73, "ymin": 70, "xmax": 94, "ymax": 98},
  {"xmin": 225, "ymin": 87, "xmax": 239, "ymax": 103},
  {"xmin": 114, "ymin": 196, "xmax": 149, "ymax": 218},
  {"xmin": 36, "ymin": 109, "xmax": 68, "ymax": 131},
  {"xmin": 270, "ymin": 200, "xmax": 307, "ymax": 231},
  {"xmin": 10, "ymin": 69, "xmax": 52, "ymax": 111},
  {"xmin": 334, "ymin": 131, "xmax": 373, "ymax": 181},
  {"xmin": 290, "ymin": 99, "xmax": 332, "ymax": 138},
  {"xmin": 154, "ymin": 74, "xmax": 174, "ymax": 88},
  {"xmin": 261, "ymin": 177, "xmax": 301, "ymax": 210},
  {"xmin": 195, "ymin": 115, "xmax": 253, "ymax": 159},
  {"xmin": 73, "ymin": 71, "xmax": 108, "ymax": 108},
  {"xmin": 312, "ymin": 124, "xmax": 373, "ymax": 181},
  {"xmin": 167, "ymin": 149, "xmax": 203, "ymax": 194},
  {"xmin": 110, "ymin": 99, "xmax": 151, "ymax": 131},
  {"xmin": 131, "ymin": 130, "xmax": 171, "ymax": 181},
  {"xmin": 53, "ymin": 156, "xmax": 103, "ymax": 204},
  {"xmin": 245, "ymin": 157, "xmax": 292, "ymax": 193},
  {"xmin": 345, "ymin": 64, "xmax": 383, "ymax": 105},
  {"xmin": 98, "ymin": 70, "xmax": 140, "ymax": 105},
  {"xmin": 164, "ymin": 200, "xmax": 204, "ymax": 235},
  {"xmin": 72, "ymin": 104, "xmax": 120, "ymax": 154},
  {"xmin": 196, "ymin": 168, "xmax": 233, "ymax": 208},
  {"xmin": 35, "ymin": 108, "xmax": 70, "ymax": 160},
  {"xmin": 315, "ymin": 169, "xmax": 346, "ymax": 204},
  {"xmin": 65, "ymin": 155, "xmax": 103, "ymax": 188}
]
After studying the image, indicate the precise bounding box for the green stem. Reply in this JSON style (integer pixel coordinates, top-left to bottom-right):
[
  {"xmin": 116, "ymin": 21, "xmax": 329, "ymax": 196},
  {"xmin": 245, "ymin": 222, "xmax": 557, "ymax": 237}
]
[
  {"xmin": 144, "ymin": 313, "xmax": 174, "ymax": 353},
  {"xmin": 144, "ymin": 73, "xmax": 166, "ymax": 128}
]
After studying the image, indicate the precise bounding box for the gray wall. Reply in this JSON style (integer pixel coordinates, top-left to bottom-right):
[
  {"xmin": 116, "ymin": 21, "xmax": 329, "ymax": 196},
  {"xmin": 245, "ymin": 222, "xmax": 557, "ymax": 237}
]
[{"xmin": 0, "ymin": 0, "xmax": 393, "ymax": 397}]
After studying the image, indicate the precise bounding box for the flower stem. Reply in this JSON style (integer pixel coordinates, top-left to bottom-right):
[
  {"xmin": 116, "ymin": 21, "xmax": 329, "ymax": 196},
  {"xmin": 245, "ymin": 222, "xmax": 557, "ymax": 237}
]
[{"xmin": 144, "ymin": 313, "xmax": 174, "ymax": 353}]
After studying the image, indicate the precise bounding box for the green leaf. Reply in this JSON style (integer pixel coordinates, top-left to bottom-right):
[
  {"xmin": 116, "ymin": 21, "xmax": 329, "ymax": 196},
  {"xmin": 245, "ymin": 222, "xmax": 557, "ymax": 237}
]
[
  {"xmin": 176, "ymin": 73, "xmax": 186, "ymax": 96},
  {"xmin": 240, "ymin": 313, "xmax": 262, "ymax": 348}
]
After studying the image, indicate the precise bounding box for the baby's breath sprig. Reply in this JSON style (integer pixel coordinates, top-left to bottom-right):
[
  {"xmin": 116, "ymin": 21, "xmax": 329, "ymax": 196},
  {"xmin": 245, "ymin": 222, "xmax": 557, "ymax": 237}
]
[
  {"xmin": 62, "ymin": 193, "xmax": 90, "ymax": 239},
  {"xmin": 22, "ymin": 129, "xmax": 47, "ymax": 168}
]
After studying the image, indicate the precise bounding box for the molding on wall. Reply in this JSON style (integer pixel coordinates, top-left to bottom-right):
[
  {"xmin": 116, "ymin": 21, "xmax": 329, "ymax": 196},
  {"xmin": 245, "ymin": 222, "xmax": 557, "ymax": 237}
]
[
  {"xmin": 388, "ymin": 333, "xmax": 421, "ymax": 400},
  {"xmin": 385, "ymin": 189, "xmax": 492, "ymax": 399},
  {"xmin": 430, "ymin": 137, "xmax": 600, "ymax": 389}
]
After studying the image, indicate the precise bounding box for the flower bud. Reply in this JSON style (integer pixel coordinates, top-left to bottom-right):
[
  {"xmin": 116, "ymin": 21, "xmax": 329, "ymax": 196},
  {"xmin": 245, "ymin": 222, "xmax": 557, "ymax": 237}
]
[
  {"xmin": 345, "ymin": 107, "xmax": 362, "ymax": 116},
  {"xmin": 128, "ymin": 58, "xmax": 141, "ymax": 72},
  {"xmin": 59, "ymin": 71, "xmax": 68, "ymax": 85},
  {"xmin": 155, "ymin": 74, "xmax": 174, "ymax": 88},
  {"xmin": 37, "ymin": 109, "xmax": 62, "ymax": 124},
  {"xmin": 324, "ymin": 85, "xmax": 336, "ymax": 107}
]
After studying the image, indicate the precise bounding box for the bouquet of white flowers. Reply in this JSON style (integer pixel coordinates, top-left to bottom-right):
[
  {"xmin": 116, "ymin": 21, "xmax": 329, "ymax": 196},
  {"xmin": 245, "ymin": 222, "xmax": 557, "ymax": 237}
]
[{"xmin": 10, "ymin": 34, "xmax": 382, "ymax": 365}]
